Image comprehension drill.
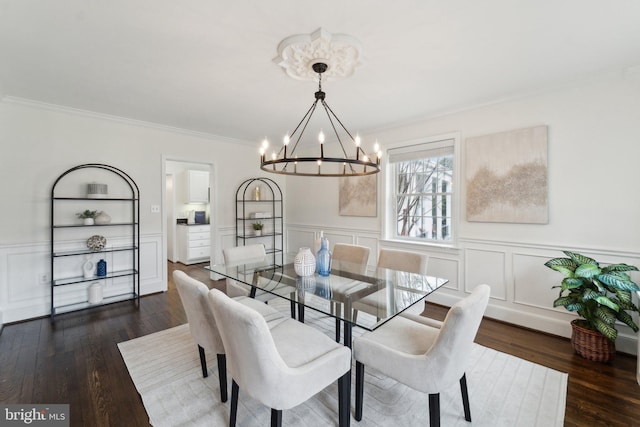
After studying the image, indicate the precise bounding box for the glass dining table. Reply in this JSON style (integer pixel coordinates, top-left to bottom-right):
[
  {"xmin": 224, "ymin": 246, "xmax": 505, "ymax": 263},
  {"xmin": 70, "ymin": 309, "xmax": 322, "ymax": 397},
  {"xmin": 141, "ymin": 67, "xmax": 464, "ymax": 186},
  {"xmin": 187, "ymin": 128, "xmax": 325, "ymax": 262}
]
[{"xmin": 205, "ymin": 256, "xmax": 449, "ymax": 349}]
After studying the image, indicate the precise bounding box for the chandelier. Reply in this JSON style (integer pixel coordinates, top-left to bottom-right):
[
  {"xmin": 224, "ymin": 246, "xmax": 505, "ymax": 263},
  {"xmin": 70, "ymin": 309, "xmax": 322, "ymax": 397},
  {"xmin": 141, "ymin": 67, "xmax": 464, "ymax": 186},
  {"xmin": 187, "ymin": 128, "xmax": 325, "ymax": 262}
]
[{"xmin": 259, "ymin": 62, "xmax": 382, "ymax": 177}]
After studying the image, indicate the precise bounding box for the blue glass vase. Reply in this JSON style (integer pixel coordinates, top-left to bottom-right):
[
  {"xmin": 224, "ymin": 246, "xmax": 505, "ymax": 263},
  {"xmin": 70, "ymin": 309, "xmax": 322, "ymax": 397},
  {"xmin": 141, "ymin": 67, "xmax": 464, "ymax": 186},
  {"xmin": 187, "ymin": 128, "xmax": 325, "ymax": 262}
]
[
  {"xmin": 97, "ymin": 259, "xmax": 107, "ymax": 277},
  {"xmin": 316, "ymin": 237, "xmax": 331, "ymax": 277}
]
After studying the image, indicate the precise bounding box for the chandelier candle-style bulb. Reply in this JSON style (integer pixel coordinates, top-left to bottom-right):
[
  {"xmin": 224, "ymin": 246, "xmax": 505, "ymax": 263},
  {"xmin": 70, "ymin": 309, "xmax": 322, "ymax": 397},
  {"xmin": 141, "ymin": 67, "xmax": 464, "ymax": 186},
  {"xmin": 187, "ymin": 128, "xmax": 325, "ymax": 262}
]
[
  {"xmin": 355, "ymin": 135, "xmax": 361, "ymax": 160},
  {"xmin": 283, "ymin": 134, "xmax": 290, "ymax": 158},
  {"xmin": 374, "ymin": 141, "xmax": 381, "ymax": 164},
  {"xmin": 319, "ymin": 130, "xmax": 325, "ymax": 158},
  {"xmin": 260, "ymin": 138, "xmax": 269, "ymax": 162}
]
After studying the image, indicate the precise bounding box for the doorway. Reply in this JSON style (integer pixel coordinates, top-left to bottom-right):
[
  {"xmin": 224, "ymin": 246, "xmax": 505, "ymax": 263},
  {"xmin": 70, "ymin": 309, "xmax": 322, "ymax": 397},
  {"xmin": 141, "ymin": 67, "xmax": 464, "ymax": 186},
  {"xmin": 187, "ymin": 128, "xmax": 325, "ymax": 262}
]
[{"xmin": 162, "ymin": 158, "xmax": 215, "ymax": 282}]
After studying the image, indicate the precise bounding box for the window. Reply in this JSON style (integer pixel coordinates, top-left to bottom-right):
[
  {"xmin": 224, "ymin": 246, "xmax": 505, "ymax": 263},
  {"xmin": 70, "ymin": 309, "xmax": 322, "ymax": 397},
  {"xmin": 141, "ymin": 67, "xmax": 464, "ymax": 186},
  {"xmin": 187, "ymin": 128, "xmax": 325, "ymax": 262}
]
[{"xmin": 388, "ymin": 138, "xmax": 454, "ymax": 243}]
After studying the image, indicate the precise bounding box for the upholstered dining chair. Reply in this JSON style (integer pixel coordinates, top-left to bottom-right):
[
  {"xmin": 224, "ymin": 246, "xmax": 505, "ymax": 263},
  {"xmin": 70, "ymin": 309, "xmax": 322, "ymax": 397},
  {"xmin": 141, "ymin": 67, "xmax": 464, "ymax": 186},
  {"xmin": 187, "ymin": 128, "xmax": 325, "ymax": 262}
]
[
  {"xmin": 172, "ymin": 270, "xmax": 285, "ymax": 402},
  {"xmin": 329, "ymin": 243, "xmax": 371, "ymax": 341},
  {"xmin": 352, "ymin": 248, "xmax": 429, "ymax": 322},
  {"xmin": 353, "ymin": 284, "xmax": 490, "ymax": 427},
  {"xmin": 331, "ymin": 243, "xmax": 370, "ymax": 274},
  {"xmin": 222, "ymin": 243, "xmax": 267, "ymax": 298},
  {"xmin": 207, "ymin": 288, "xmax": 352, "ymax": 427},
  {"xmin": 222, "ymin": 244, "xmax": 296, "ymax": 318}
]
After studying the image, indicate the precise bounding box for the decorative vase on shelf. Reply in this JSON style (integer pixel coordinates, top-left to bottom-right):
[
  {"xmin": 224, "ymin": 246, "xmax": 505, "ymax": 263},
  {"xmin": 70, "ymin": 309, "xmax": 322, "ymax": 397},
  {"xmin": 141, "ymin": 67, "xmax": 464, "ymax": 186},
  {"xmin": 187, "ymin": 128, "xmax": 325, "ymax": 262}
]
[
  {"xmin": 316, "ymin": 237, "xmax": 332, "ymax": 277},
  {"xmin": 255, "ymin": 229, "xmax": 262, "ymax": 237},
  {"xmin": 88, "ymin": 282, "xmax": 103, "ymax": 304},
  {"xmin": 95, "ymin": 211, "xmax": 111, "ymax": 225},
  {"xmin": 97, "ymin": 259, "xmax": 107, "ymax": 277},
  {"xmin": 254, "ymin": 185, "xmax": 261, "ymax": 201},
  {"xmin": 83, "ymin": 218, "xmax": 95, "ymax": 225},
  {"xmin": 83, "ymin": 260, "xmax": 95, "ymax": 279},
  {"xmin": 294, "ymin": 247, "xmax": 316, "ymax": 277}
]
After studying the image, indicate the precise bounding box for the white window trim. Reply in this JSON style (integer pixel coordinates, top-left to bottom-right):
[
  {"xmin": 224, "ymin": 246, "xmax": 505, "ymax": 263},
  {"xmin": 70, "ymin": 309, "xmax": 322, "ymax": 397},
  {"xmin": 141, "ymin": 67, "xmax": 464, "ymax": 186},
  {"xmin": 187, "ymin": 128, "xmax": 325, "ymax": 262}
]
[{"xmin": 380, "ymin": 132, "xmax": 461, "ymax": 248}]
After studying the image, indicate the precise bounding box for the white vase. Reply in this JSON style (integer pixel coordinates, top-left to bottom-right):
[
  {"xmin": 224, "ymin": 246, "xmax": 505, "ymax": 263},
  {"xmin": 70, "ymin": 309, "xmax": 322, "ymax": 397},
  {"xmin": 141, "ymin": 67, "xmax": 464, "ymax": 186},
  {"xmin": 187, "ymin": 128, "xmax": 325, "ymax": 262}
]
[
  {"xmin": 254, "ymin": 229, "xmax": 262, "ymax": 236},
  {"xmin": 294, "ymin": 247, "xmax": 316, "ymax": 277},
  {"xmin": 95, "ymin": 211, "xmax": 111, "ymax": 225},
  {"xmin": 83, "ymin": 260, "xmax": 95, "ymax": 279},
  {"xmin": 83, "ymin": 218, "xmax": 95, "ymax": 225},
  {"xmin": 88, "ymin": 282, "xmax": 103, "ymax": 304}
]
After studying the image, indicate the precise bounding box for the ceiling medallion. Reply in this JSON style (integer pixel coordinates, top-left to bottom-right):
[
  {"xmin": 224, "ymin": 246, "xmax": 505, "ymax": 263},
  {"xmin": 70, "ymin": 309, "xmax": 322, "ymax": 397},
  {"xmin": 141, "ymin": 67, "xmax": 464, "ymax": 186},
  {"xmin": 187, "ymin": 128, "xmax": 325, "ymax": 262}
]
[{"xmin": 273, "ymin": 28, "xmax": 363, "ymax": 81}]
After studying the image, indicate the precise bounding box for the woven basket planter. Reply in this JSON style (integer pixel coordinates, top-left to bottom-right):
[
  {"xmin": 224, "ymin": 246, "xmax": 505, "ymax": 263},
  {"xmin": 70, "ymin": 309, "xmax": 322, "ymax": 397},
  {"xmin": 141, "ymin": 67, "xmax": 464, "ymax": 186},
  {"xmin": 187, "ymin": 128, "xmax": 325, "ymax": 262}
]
[{"xmin": 570, "ymin": 319, "xmax": 616, "ymax": 363}]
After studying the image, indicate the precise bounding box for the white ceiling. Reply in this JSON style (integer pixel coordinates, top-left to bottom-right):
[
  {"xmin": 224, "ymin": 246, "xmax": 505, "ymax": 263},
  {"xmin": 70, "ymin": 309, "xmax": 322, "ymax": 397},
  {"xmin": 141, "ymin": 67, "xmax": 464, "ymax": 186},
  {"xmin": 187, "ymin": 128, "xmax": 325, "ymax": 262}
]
[{"xmin": 1, "ymin": 1, "xmax": 640, "ymax": 146}]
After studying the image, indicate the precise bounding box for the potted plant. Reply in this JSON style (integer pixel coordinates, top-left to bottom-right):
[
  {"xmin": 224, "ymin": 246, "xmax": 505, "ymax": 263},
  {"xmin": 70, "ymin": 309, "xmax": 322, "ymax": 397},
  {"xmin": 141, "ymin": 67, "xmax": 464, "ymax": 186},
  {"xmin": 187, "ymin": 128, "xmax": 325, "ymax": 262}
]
[
  {"xmin": 545, "ymin": 250, "xmax": 640, "ymax": 362},
  {"xmin": 77, "ymin": 210, "xmax": 99, "ymax": 225},
  {"xmin": 252, "ymin": 221, "xmax": 264, "ymax": 236}
]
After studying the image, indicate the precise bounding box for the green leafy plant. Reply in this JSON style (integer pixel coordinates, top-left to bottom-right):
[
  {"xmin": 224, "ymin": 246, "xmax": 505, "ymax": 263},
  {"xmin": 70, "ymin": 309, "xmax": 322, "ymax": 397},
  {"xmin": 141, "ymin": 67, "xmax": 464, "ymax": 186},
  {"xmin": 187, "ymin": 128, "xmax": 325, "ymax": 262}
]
[
  {"xmin": 76, "ymin": 210, "xmax": 98, "ymax": 219},
  {"xmin": 545, "ymin": 250, "xmax": 640, "ymax": 342},
  {"xmin": 252, "ymin": 221, "xmax": 264, "ymax": 230}
]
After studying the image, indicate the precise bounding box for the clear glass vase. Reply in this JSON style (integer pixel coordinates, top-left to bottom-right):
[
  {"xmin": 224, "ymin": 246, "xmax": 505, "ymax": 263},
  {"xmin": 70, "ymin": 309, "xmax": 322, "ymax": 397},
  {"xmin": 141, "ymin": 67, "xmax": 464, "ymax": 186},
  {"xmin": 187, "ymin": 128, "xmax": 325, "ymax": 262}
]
[{"xmin": 316, "ymin": 237, "xmax": 331, "ymax": 277}]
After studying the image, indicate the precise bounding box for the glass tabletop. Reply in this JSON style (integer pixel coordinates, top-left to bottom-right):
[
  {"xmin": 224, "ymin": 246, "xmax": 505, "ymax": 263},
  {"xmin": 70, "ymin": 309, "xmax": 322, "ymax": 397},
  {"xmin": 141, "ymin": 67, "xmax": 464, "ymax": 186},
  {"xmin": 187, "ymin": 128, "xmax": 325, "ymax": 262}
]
[{"xmin": 205, "ymin": 257, "xmax": 448, "ymax": 332}]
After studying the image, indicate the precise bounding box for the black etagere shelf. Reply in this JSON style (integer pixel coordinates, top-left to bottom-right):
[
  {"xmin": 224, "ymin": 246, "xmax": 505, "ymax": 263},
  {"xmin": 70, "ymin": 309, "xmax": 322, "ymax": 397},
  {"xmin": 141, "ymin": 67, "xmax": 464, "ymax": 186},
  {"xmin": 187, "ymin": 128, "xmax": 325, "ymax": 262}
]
[
  {"xmin": 50, "ymin": 163, "xmax": 140, "ymax": 320},
  {"xmin": 235, "ymin": 178, "xmax": 283, "ymax": 267}
]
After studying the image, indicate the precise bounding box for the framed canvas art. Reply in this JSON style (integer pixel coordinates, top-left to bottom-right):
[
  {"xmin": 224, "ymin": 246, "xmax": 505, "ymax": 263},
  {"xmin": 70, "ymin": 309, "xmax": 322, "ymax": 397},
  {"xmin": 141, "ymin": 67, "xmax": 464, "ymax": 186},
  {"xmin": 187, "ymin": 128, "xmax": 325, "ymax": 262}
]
[
  {"xmin": 339, "ymin": 174, "xmax": 377, "ymax": 217},
  {"xmin": 465, "ymin": 125, "xmax": 548, "ymax": 223}
]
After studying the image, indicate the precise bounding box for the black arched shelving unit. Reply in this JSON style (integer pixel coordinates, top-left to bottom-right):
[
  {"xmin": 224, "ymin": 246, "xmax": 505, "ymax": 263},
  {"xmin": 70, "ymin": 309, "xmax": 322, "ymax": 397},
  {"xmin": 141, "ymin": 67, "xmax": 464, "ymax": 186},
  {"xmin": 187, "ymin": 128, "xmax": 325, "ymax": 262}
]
[
  {"xmin": 235, "ymin": 178, "xmax": 283, "ymax": 267},
  {"xmin": 50, "ymin": 163, "xmax": 140, "ymax": 320}
]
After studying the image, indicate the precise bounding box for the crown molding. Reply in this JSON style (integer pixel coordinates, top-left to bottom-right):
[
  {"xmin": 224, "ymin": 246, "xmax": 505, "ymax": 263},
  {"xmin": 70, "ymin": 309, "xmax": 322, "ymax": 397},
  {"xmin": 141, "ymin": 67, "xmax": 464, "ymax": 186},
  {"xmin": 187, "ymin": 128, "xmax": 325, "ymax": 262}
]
[{"xmin": 0, "ymin": 95, "xmax": 255, "ymax": 146}]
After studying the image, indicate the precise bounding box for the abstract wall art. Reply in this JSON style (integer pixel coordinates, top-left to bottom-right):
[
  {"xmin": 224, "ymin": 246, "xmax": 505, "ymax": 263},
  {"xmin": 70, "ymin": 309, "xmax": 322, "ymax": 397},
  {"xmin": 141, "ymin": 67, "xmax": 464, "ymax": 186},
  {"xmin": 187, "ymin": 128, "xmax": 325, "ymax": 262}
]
[
  {"xmin": 465, "ymin": 125, "xmax": 548, "ymax": 223},
  {"xmin": 339, "ymin": 174, "xmax": 377, "ymax": 217}
]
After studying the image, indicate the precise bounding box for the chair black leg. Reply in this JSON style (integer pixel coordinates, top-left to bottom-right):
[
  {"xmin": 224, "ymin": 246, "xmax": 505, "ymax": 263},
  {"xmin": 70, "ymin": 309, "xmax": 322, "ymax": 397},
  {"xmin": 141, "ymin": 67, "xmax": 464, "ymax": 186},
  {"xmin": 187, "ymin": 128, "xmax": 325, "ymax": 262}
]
[
  {"xmin": 217, "ymin": 354, "xmax": 228, "ymax": 402},
  {"xmin": 460, "ymin": 373, "xmax": 471, "ymax": 422},
  {"xmin": 428, "ymin": 393, "xmax": 440, "ymax": 427},
  {"xmin": 290, "ymin": 300, "xmax": 296, "ymax": 319},
  {"xmin": 338, "ymin": 371, "xmax": 351, "ymax": 427},
  {"xmin": 271, "ymin": 409, "xmax": 283, "ymax": 427},
  {"xmin": 335, "ymin": 318, "xmax": 341, "ymax": 342},
  {"xmin": 230, "ymin": 380, "xmax": 239, "ymax": 427},
  {"xmin": 355, "ymin": 361, "xmax": 365, "ymax": 421},
  {"xmin": 198, "ymin": 345, "xmax": 208, "ymax": 378}
]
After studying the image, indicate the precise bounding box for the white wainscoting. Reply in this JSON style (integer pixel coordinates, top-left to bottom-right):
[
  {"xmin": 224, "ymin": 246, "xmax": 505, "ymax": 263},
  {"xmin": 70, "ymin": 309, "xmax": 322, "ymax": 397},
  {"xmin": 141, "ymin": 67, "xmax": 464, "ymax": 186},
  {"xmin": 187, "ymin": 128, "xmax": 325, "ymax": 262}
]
[
  {"xmin": 0, "ymin": 233, "xmax": 165, "ymax": 325},
  {"xmin": 286, "ymin": 225, "xmax": 640, "ymax": 355}
]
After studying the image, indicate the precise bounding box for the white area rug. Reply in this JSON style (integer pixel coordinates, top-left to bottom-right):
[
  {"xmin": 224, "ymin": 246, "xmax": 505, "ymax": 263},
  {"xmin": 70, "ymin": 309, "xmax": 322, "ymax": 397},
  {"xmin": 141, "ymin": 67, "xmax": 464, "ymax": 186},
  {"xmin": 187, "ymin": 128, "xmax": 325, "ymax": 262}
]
[{"xmin": 118, "ymin": 303, "xmax": 567, "ymax": 427}]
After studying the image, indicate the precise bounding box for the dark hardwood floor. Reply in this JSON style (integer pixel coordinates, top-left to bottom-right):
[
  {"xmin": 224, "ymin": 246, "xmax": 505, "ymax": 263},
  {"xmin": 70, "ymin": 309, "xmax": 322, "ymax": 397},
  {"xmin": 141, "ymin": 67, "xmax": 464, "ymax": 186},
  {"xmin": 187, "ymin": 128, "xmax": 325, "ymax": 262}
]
[{"xmin": 1, "ymin": 261, "xmax": 639, "ymax": 426}]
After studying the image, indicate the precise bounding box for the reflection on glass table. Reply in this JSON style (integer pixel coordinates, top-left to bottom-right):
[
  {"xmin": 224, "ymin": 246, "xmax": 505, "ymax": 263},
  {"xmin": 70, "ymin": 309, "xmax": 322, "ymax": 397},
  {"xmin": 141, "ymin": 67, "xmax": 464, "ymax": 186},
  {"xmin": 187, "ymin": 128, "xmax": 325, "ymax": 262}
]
[{"xmin": 205, "ymin": 258, "xmax": 448, "ymax": 349}]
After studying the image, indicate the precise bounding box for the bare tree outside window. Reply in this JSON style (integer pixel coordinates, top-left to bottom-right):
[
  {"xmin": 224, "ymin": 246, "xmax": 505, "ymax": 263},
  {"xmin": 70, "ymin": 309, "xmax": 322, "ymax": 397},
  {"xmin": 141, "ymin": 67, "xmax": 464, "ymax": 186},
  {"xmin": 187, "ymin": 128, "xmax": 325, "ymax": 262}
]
[{"xmin": 395, "ymin": 155, "xmax": 453, "ymax": 242}]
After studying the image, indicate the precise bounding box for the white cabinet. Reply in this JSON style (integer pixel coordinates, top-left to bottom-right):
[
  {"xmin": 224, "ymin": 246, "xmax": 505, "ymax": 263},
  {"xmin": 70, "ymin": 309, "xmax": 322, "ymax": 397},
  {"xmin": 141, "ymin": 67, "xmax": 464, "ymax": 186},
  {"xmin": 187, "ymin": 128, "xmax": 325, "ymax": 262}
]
[
  {"xmin": 177, "ymin": 224, "xmax": 210, "ymax": 264},
  {"xmin": 183, "ymin": 170, "xmax": 209, "ymax": 204}
]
